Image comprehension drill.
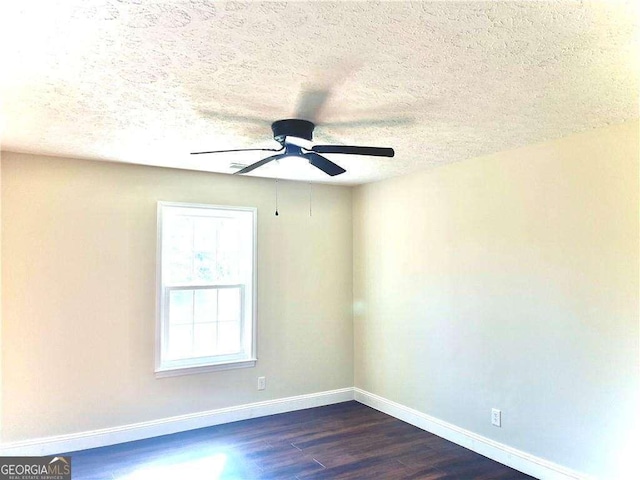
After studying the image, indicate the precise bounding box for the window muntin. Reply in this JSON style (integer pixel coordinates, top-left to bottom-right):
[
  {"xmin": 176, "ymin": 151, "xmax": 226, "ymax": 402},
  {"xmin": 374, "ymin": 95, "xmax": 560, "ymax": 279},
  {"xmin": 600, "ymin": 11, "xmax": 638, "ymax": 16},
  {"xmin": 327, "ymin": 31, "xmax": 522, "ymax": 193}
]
[{"xmin": 156, "ymin": 202, "xmax": 256, "ymax": 376}]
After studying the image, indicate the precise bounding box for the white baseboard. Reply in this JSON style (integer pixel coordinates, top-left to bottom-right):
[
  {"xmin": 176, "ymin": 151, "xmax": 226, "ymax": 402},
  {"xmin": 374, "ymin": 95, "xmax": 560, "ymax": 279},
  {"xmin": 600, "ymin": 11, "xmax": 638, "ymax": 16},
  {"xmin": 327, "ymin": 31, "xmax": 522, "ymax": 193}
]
[
  {"xmin": 0, "ymin": 387, "xmax": 591, "ymax": 480},
  {"xmin": 0, "ymin": 388, "xmax": 354, "ymax": 457},
  {"xmin": 354, "ymin": 388, "xmax": 591, "ymax": 480}
]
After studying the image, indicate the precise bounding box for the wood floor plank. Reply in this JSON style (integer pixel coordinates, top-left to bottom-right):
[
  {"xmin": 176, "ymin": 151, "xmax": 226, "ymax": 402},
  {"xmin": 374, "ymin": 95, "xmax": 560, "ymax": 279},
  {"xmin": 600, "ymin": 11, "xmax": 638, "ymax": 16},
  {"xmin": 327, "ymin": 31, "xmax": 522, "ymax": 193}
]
[{"xmin": 65, "ymin": 401, "xmax": 534, "ymax": 479}]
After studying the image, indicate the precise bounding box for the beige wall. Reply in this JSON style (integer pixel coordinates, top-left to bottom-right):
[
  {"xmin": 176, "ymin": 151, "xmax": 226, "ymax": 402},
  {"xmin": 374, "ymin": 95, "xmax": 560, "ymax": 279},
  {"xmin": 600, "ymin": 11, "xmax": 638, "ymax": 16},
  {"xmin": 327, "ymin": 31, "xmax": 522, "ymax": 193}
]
[
  {"xmin": 353, "ymin": 122, "xmax": 639, "ymax": 479},
  {"xmin": 1, "ymin": 153, "xmax": 354, "ymax": 441}
]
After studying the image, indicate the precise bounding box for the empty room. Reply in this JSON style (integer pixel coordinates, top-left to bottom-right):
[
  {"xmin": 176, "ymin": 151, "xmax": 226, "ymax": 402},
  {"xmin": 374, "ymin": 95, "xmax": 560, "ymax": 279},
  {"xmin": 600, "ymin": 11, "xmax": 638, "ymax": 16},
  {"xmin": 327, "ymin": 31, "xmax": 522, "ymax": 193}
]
[{"xmin": 0, "ymin": 1, "xmax": 638, "ymax": 479}]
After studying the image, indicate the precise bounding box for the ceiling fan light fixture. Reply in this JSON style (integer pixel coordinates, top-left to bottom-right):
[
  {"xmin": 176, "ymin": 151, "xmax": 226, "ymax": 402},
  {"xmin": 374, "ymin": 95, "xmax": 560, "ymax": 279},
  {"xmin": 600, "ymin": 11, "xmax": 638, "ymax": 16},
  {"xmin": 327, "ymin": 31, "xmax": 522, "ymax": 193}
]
[{"xmin": 284, "ymin": 136, "xmax": 313, "ymax": 149}]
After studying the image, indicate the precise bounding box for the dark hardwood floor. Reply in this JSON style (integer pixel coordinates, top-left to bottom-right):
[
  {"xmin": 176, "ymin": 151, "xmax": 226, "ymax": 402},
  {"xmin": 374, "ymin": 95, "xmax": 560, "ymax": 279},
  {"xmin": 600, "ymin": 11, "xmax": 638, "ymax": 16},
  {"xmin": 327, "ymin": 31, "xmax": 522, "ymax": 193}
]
[{"xmin": 65, "ymin": 401, "xmax": 534, "ymax": 479}]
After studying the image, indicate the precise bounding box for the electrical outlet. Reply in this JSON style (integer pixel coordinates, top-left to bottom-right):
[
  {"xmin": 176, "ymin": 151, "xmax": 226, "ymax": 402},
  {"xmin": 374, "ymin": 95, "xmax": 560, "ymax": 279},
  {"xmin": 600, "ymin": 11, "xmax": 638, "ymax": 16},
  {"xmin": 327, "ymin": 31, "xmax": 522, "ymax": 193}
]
[
  {"xmin": 257, "ymin": 376, "xmax": 266, "ymax": 391},
  {"xmin": 491, "ymin": 408, "xmax": 501, "ymax": 427}
]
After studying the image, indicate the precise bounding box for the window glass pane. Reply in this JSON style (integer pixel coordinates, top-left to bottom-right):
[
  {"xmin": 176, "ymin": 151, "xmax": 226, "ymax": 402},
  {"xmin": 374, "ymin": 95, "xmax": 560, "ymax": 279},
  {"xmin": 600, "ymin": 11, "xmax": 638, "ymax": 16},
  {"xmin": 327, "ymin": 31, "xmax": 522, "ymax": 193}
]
[
  {"xmin": 194, "ymin": 251, "xmax": 215, "ymax": 283},
  {"xmin": 164, "ymin": 215, "xmax": 194, "ymax": 284},
  {"xmin": 218, "ymin": 288, "xmax": 241, "ymax": 322},
  {"xmin": 193, "ymin": 217, "xmax": 217, "ymax": 252},
  {"xmin": 193, "ymin": 323, "xmax": 216, "ymax": 357},
  {"xmin": 193, "ymin": 218, "xmax": 216, "ymax": 282},
  {"xmin": 169, "ymin": 290, "xmax": 193, "ymax": 325},
  {"xmin": 216, "ymin": 219, "xmax": 240, "ymax": 283},
  {"xmin": 217, "ymin": 322, "xmax": 241, "ymax": 355},
  {"xmin": 167, "ymin": 324, "xmax": 193, "ymax": 360},
  {"xmin": 194, "ymin": 289, "xmax": 217, "ymax": 324}
]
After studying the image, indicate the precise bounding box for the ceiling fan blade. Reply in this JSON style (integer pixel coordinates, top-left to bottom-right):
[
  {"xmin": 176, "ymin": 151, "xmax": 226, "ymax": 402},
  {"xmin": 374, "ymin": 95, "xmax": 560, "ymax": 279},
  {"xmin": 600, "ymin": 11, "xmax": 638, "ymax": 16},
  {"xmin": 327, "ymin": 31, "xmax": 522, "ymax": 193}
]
[
  {"xmin": 305, "ymin": 152, "xmax": 346, "ymax": 177},
  {"xmin": 322, "ymin": 117, "xmax": 413, "ymax": 129},
  {"xmin": 294, "ymin": 89, "xmax": 331, "ymax": 122},
  {"xmin": 191, "ymin": 147, "xmax": 282, "ymax": 155},
  {"xmin": 198, "ymin": 110, "xmax": 272, "ymax": 126},
  {"xmin": 311, "ymin": 145, "xmax": 395, "ymax": 157},
  {"xmin": 234, "ymin": 153, "xmax": 287, "ymax": 175}
]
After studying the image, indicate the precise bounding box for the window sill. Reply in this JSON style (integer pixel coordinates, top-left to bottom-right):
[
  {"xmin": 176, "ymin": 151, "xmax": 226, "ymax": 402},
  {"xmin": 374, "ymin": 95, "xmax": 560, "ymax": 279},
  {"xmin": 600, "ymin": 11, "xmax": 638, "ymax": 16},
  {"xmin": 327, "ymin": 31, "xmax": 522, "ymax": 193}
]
[{"xmin": 155, "ymin": 359, "xmax": 257, "ymax": 378}]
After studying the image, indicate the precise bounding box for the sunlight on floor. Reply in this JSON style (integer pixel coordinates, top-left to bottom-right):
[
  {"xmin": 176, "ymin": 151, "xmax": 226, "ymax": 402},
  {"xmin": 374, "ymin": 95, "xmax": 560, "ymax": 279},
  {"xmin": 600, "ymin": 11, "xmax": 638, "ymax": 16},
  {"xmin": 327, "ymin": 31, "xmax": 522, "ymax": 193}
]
[{"xmin": 116, "ymin": 453, "xmax": 227, "ymax": 480}]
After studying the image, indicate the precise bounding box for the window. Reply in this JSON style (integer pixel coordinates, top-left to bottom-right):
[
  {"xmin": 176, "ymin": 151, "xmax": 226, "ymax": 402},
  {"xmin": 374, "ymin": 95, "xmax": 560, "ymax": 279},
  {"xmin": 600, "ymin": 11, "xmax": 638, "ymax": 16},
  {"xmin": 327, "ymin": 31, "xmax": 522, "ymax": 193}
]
[{"xmin": 156, "ymin": 202, "xmax": 257, "ymax": 377}]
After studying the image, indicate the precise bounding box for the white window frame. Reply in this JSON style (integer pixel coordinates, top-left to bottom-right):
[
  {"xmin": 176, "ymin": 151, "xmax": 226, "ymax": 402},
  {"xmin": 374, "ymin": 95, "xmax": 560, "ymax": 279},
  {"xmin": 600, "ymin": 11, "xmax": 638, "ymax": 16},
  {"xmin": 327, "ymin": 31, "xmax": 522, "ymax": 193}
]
[{"xmin": 155, "ymin": 201, "xmax": 257, "ymax": 378}]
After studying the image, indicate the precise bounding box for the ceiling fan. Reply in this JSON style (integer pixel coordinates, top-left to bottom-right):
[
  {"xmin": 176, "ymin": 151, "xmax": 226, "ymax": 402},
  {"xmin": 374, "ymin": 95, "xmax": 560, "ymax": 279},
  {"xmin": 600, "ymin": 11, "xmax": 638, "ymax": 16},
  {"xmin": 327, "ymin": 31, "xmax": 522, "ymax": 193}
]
[
  {"xmin": 190, "ymin": 89, "xmax": 396, "ymax": 177},
  {"xmin": 191, "ymin": 118, "xmax": 394, "ymax": 176}
]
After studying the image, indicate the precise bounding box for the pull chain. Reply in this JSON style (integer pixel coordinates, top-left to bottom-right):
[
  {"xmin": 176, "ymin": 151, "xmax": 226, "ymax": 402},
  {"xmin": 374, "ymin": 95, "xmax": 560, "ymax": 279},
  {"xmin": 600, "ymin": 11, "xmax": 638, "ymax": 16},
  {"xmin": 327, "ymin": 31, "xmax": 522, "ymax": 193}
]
[
  {"xmin": 275, "ymin": 178, "xmax": 279, "ymax": 216},
  {"xmin": 308, "ymin": 162, "xmax": 313, "ymax": 218}
]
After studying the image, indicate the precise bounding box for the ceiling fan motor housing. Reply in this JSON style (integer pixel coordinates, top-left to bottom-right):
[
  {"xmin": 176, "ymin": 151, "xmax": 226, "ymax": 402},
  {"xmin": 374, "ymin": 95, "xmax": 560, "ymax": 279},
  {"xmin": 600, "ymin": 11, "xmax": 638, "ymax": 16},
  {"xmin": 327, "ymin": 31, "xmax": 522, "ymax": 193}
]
[{"xmin": 272, "ymin": 119, "xmax": 315, "ymax": 143}]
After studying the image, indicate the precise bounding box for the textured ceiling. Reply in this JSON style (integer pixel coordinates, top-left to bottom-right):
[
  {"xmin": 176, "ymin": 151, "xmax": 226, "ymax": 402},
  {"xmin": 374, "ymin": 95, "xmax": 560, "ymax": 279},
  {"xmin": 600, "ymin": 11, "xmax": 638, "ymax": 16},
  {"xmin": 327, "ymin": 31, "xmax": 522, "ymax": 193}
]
[{"xmin": 1, "ymin": 1, "xmax": 638, "ymax": 185}]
